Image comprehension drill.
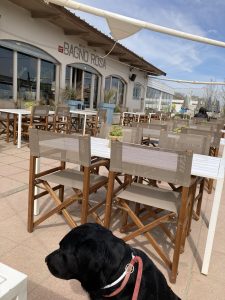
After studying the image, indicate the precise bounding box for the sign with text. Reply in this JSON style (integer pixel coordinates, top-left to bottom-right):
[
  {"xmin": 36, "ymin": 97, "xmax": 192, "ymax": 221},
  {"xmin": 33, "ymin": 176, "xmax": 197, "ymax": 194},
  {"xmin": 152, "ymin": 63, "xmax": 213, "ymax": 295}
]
[{"xmin": 58, "ymin": 42, "xmax": 106, "ymax": 69}]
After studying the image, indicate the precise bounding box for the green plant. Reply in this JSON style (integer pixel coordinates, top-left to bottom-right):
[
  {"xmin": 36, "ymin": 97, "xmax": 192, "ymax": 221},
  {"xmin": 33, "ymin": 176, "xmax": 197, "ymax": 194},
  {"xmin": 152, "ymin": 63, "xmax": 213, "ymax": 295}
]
[
  {"xmin": 62, "ymin": 86, "xmax": 81, "ymax": 100},
  {"xmin": 23, "ymin": 100, "xmax": 35, "ymax": 109},
  {"xmin": 104, "ymin": 88, "xmax": 116, "ymax": 103},
  {"xmin": 109, "ymin": 125, "xmax": 123, "ymax": 137},
  {"xmin": 114, "ymin": 105, "xmax": 121, "ymax": 113}
]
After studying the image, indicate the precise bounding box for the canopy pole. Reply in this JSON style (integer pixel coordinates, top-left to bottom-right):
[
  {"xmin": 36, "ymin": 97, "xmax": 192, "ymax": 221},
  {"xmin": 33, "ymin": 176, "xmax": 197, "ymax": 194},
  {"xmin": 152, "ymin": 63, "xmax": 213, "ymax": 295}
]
[{"xmin": 149, "ymin": 77, "xmax": 225, "ymax": 85}]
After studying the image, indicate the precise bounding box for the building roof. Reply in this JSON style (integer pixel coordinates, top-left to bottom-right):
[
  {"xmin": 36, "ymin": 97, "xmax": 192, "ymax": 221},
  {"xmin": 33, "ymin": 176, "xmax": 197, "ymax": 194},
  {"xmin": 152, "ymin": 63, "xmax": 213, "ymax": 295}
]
[{"xmin": 8, "ymin": 0, "xmax": 166, "ymax": 76}]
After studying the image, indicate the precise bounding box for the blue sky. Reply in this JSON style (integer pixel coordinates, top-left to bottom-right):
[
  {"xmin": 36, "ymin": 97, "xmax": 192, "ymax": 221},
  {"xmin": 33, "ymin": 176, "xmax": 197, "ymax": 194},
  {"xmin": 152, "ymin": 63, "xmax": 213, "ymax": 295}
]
[{"xmin": 69, "ymin": 0, "xmax": 225, "ymax": 96}]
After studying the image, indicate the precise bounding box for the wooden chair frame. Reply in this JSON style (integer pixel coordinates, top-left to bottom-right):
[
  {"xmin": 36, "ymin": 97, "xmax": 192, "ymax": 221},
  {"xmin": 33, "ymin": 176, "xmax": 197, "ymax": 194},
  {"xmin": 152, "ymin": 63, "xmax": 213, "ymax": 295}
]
[{"xmin": 27, "ymin": 129, "xmax": 108, "ymax": 233}]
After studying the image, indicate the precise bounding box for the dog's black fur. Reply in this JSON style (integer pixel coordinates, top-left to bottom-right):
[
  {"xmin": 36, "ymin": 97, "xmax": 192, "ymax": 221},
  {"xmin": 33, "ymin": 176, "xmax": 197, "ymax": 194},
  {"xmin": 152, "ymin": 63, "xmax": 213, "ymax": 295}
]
[{"xmin": 45, "ymin": 223, "xmax": 181, "ymax": 300}]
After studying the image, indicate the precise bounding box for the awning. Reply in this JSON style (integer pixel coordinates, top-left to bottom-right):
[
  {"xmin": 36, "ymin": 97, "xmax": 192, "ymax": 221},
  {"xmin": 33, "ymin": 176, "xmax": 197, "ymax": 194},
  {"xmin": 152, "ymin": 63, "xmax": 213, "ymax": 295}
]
[{"xmin": 46, "ymin": 0, "xmax": 225, "ymax": 48}]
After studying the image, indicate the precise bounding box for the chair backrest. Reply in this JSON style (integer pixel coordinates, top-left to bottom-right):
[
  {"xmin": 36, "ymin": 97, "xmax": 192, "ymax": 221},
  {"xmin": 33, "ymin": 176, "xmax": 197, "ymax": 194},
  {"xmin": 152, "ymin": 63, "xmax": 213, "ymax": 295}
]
[
  {"xmin": 29, "ymin": 128, "xmax": 91, "ymax": 166},
  {"xmin": 55, "ymin": 105, "xmax": 70, "ymax": 117},
  {"xmin": 98, "ymin": 123, "xmax": 111, "ymax": 139},
  {"xmin": 189, "ymin": 122, "xmax": 223, "ymax": 133},
  {"xmin": 141, "ymin": 123, "xmax": 168, "ymax": 139},
  {"xmin": 110, "ymin": 141, "xmax": 192, "ymax": 187},
  {"xmin": 171, "ymin": 119, "xmax": 189, "ymax": 131},
  {"xmin": 159, "ymin": 130, "xmax": 211, "ymax": 155},
  {"xmin": 181, "ymin": 127, "xmax": 221, "ymax": 148},
  {"xmin": 32, "ymin": 105, "xmax": 50, "ymax": 117},
  {"xmin": 122, "ymin": 126, "xmax": 143, "ymax": 144},
  {"xmin": 0, "ymin": 100, "xmax": 17, "ymax": 109}
]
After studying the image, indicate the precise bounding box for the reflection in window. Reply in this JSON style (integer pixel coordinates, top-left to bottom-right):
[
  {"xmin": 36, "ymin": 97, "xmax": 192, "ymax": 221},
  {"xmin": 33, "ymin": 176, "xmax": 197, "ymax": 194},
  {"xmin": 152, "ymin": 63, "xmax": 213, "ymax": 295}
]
[
  {"xmin": 83, "ymin": 71, "xmax": 92, "ymax": 107},
  {"xmin": 0, "ymin": 47, "xmax": 13, "ymax": 99},
  {"xmin": 133, "ymin": 83, "xmax": 142, "ymax": 100},
  {"xmin": 65, "ymin": 64, "xmax": 99, "ymax": 108},
  {"xmin": 145, "ymin": 86, "xmax": 173, "ymax": 111},
  {"xmin": 17, "ymin": 52, "xmax": 37, "ymax": 100},
  {"xmin": 105, "ymin": 76, "xmax": 125, "ymax": 105},
  {"xmin": 65, "ymin": 66, "xmax": 71, "ymax": 87},
  {"xmin": 40, "ymin": 60, "xmax": 56, "ymax": 105}
]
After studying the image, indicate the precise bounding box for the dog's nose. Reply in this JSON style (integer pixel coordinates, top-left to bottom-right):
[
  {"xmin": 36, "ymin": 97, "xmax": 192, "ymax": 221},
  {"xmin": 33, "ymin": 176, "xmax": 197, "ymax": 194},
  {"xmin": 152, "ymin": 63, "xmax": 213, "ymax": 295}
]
[{"xmin": 45, "ymin": 256, "xmax": 49, "ymax": 263}]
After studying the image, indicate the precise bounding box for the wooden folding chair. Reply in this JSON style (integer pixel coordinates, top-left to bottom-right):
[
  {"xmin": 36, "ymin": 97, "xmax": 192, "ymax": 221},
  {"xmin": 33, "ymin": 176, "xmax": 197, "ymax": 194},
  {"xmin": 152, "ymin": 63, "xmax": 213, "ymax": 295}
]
[
  {"xmin": 0, "ymin": 102, "xmax": 17, "ymax": 142},
  {"xmin": 181, "ymin": 127, "xmax": 222, "ymax": 193},
  {"xmin": 52, "ymin": 105, "xmax": 71, "ymax": 133},
  {"xmin": 133, "ymin": 123, "xmax": 167, "ymax": 146},
  {"xmin": 14, "ymin": 105, "xmax": 50, "ymax": 141},
  {"xmin": 86, "ymin": 109, "xmax": 107, "ymax": 136},
  {"xmin": 105, "ymin": 141, "xmax": 194, "ymax": 283},
  {"xmin": 159, "ymin": 130, "xmax": 211, "ymax": 228},
  {"xmin": 27, "ymin": 129, "xmax": 108, "ymax": 232}
]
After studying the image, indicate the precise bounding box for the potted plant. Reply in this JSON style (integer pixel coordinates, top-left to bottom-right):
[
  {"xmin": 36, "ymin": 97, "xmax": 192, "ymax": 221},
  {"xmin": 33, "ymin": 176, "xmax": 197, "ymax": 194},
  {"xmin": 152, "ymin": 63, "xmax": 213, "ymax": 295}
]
[
  {"xmin": 99, "ymin": 88, "xmax": 117, "ymax": 124},
  {"xmin": 62, "ymin": 86, "xmax": 83, "ymax": 109},
  {"xmin": 108, "ymin": 125, "xmax": 123, "ymax": 147},
  {"xmin": 112, "ymin": 105, "xmax": 122, "ymax": 124}
]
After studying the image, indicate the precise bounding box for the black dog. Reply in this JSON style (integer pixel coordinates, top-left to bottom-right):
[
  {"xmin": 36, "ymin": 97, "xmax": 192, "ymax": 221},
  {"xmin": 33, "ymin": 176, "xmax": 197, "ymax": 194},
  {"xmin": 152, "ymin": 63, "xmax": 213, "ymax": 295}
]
[{"xmin": 45, "ymin": 223, "xmax": 181, "ymax": 300}]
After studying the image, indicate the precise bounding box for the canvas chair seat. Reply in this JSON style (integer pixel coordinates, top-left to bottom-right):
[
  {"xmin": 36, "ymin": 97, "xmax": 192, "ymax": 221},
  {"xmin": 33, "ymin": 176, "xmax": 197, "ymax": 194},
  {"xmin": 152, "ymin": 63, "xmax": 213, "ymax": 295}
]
[
  {"xmin": 40, "ymin": 168, "xmax": 107, "ymax": 190},
  {"xmin": 118, "ymin": 183, "xmax": 180, "ymax": 214}
]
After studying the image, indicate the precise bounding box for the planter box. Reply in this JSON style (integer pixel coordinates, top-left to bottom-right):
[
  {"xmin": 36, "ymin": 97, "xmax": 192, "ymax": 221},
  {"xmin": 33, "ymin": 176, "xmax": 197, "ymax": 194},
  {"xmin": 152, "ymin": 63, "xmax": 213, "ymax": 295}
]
[
  {"xmin": 99, "ymin": 103, "xmax": 115, "ymax": 124},
  {"xmin": 112, "ymin": 113, "xmax": 121, "ymax": 125},
  {"xmin": 66, "ymin": 100, "xmax": 85, "ymax": 110}
]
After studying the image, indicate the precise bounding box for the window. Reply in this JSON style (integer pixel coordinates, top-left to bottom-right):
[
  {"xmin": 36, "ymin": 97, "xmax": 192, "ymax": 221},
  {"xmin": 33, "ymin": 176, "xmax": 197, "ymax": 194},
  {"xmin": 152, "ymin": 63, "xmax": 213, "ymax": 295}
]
[
  {"xmin": 133, "ymin": 83, "xmax": 142, "ymax": 100},
  {"xmin": 146, "ymin": 87, "xmax": 161, "ymax": 99},
  {"xmin": 65, "ymin": 64, "xmax": 100, "ymax": 109},
  {"xmin": 0, "ymin": 40, "xmax": 58, "ymax": 106},
  {"xmin": 105, "ymin": 76, "xmax": 125, "ymax": 105},
  {"xmin": 40, "ymin": 60, "xmax": 56, "ymax": 105},
  {"xmin": 17, "ymin": 52, "xmax": 37, "ymax": 100},
  {"xmin": 0, "ymin": 47, "xmax": 13, "ymax": 99}
]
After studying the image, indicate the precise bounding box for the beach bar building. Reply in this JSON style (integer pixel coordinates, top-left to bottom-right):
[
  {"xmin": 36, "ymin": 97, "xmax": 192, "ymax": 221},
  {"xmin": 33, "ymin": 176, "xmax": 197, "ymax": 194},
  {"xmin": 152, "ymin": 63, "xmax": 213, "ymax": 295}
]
[{"xmin": 0, "ymin": 0, "xmax": 165, "ymax": 111}]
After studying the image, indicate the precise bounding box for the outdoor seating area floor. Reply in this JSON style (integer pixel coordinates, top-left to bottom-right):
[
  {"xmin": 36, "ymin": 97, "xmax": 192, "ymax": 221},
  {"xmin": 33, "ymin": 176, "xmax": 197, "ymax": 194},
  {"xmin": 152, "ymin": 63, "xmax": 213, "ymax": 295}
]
[{"xmin": 0, "ymin": 140, "xmax": 225, "ymax": 299}]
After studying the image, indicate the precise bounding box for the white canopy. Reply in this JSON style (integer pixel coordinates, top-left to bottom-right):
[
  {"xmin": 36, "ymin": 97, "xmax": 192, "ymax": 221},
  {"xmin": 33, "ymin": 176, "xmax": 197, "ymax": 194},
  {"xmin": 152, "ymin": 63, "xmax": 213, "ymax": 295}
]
[{"xmin": 46, "ymin": 0, "xmax": 225, "ymax": 48}]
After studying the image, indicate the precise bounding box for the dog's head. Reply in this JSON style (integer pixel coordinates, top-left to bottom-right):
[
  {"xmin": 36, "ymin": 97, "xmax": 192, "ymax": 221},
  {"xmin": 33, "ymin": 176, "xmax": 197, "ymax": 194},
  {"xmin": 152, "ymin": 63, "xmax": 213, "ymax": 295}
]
[{"xmin": 45, "ymin": 223, "xmax": 130, "ymax": 292}]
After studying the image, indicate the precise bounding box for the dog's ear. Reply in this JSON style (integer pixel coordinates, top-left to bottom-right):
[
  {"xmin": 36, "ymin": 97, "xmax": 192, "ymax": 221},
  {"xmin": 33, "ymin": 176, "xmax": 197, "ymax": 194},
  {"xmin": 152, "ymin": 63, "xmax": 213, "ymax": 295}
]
[{"xmin": 76, "ymin": 240, "xmax": 110, "ymax": 291}]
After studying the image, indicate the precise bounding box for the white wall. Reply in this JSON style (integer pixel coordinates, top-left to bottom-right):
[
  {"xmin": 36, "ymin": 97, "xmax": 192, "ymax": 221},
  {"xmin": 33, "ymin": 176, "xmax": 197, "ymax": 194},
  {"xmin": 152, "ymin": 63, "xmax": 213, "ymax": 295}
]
[{"xmin": 0, "ymin": 0, "xmax": 148, "ymax": 110}]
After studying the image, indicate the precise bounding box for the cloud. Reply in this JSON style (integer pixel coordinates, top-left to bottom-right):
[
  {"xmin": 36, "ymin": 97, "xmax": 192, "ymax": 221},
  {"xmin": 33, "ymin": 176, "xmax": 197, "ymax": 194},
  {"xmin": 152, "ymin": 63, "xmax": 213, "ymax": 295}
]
[
  {"xmin": 67, "ymin": 0, "xmax": 225, "ymax": 83},
  {"xmin": 120, "ymin": 31, "xmax": 204, "ymax": 73}
]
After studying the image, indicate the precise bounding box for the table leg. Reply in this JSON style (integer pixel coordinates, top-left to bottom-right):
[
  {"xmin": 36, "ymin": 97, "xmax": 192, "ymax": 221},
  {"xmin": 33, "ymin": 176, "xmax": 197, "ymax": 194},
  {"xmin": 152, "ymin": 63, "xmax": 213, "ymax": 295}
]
[
  {"xmin": 201, "ymin": 177, "xmax": 224, "ymax": 275},
  {"xmin": 83, "ymin": 114, "xmax": 87, "ymax": 135},
  {"xmin": 17, "ymin": 114, "xmax": 22, "ymax": 149},
  {"xmin": 222, "ymin": 144, "xmax": 225, "ymax": 158},
  {"xmin": 14, "ymin": 114, "xmax": 17, "ymax": 145}
]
